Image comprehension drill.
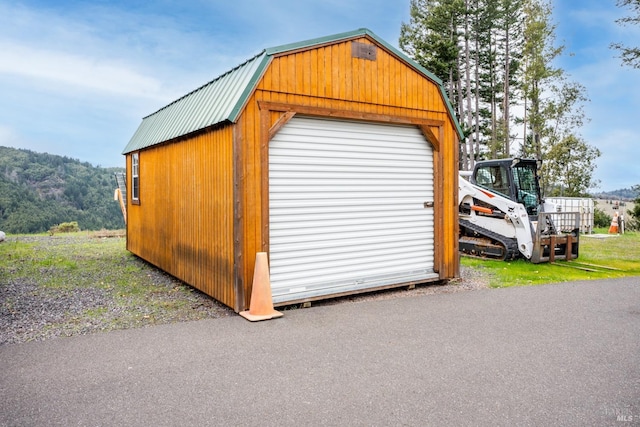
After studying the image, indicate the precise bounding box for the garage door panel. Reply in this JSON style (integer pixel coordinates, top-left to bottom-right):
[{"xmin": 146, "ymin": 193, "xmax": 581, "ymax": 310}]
[
  {"xmin": 271, "ymin": 143, "xmax": 432, "ymax": 159},
  {"xmin": 272, "ymin": 258, "xmax": 434, "ymax": 287},
  {"xmin": 271, "ymin": 199, "xmax": 431, "ymax": 212},
  {"xmin": 270, "ymin": 176, "xmax": 432, "ymax": 187},
  {"xmin": 270, "ymin": 214, "xmax": 433, "ymax": 230},
  {"xmin": 269, "ymin": 117, "xmax": 436, "ymax": 303},
  {"xmin": 270, "ymin": 222, "xmax": 434, "ymax": 244},
  {"xmin": 271, "ymin": 147, "xmax": 431, "ymax": 161},
  {"xmin": 272, "ymin": 194, "xmax": 428, "ymax": 203},
  {"xmin": 271, "ymin": 240, "xmax": 433, "ymax": 262},
  {"xmin": 270, "ymin": 234, "xmax": 434, "ymax": 256},
  {"xmin": 272, "ymin": 247, "xmax": 434, "ymax": 271},
  {"xmin": 272, "ymin": 135, "xmax": 432, "ymax": 160},
  {"xmin": 274, "ymin": 266, "xmax": 435, "ymax": 301},
  {"xmin": 271, "ymin": 162, "xmax": 433, "ymax": 175},
  {"xmin": 270, "ymin": 252, "xmax": 435, "ymax": 280},
  {"xmin": 281, "ymin": 120, "xmax": 426, "ymax": 143}
]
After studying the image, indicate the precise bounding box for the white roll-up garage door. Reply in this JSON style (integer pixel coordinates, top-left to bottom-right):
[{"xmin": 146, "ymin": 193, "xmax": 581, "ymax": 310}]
[{"xmin": 269, "ymin": 116, "xmax": 437, "ymax": 303}]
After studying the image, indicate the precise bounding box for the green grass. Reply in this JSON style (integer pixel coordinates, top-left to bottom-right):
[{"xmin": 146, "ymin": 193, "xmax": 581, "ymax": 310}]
[
  {"xmin": 461, "ymin": 231, "xmax": 640, "ymax": 288},
  {"xmin": 1, "ymin": 232, "xmax": 229, "ymax": 342}
]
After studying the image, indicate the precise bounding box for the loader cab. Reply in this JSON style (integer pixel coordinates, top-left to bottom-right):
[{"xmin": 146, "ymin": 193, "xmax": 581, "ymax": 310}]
[{"xmin": 471, "ymin": 158, "xmax": 542, "ymax": 217}]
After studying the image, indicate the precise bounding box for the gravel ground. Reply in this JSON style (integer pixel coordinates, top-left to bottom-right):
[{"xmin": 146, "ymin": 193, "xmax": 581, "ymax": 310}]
[
  {"xmin": 1, "ymin": 234, "xmax": 489, "ymax": 345},
  {"xmin": 1, "ymin": 234, "xmax": 232, "ymax": 345}
]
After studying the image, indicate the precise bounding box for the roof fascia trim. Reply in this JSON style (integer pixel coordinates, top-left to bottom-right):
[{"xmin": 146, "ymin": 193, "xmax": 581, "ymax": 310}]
[{"xmin": 227, "ymin": 51, "xmax": 272, "ymax": 123}]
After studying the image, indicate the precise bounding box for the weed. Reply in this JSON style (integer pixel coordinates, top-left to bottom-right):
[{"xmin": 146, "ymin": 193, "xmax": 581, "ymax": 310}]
[
  {"xmin": 49, "ymin": 221, "xmax": 81, "ymax": 235},
  {"xmin": 83, "ymin": 307, "xmax": 108, "ymax": 318}
]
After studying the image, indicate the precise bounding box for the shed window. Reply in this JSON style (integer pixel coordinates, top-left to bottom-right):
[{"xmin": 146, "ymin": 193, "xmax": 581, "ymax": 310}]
[{"xmin": 132, "ymin": 152, "xmax": 140, "ymax": 203}]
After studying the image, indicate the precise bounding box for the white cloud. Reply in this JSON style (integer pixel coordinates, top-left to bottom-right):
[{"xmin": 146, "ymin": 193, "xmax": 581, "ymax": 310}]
[
  {"xmin": 0, "ymin": 41, "xmax": 165, "ymax": 100},
  {"xmin": 0, "ymin": 125, "xmax": 18, "ymax": 145},
  {"xmin": 0, "ymin": 2, "xmax": 243, "ymax": 103}
]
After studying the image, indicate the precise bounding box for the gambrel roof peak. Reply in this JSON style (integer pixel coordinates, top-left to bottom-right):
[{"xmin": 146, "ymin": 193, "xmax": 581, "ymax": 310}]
[{"xmin": 123, "ymin": 28, "xmax": 461, "ymax": 154}]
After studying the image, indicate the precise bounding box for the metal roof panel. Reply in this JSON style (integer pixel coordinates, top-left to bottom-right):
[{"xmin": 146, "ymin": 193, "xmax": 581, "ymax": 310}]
[{"xmin": 123, "ymin": 51, "xmax": 269, "ymax": 154}]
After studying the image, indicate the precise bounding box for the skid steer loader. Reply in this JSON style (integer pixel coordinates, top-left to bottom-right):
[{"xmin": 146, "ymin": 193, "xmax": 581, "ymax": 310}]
[{"xmin": 459, "ymin": 158, "xmax": 580, "ymax": 263}]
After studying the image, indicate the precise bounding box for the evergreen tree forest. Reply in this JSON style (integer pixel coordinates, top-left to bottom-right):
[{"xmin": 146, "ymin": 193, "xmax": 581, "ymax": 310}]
[
  {"xmin": 0, "ymin": 146, "xmax": 125, "ymax": 234},
  {"xmin": 399, "ymin": 0, "xmax": 601, "ymax": 197}
]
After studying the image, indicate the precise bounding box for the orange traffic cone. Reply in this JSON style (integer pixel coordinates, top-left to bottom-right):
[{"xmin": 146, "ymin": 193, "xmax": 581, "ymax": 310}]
[
  {"xmin": 239, "ymin": 252, "xmax": 283, "ymax": 322},
  {"xmin": 609, "ymin": 212, "xmax": 619, "ymax": 234}
]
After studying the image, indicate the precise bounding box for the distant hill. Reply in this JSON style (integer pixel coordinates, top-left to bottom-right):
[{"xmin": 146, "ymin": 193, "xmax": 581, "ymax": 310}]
[
  {"xmin": 591, "ymin": 187, "xmax": 639, "ymax": 201},
  {"xmin": 0, "ymin": 146, "xmax": 125, "ymax": 234}
]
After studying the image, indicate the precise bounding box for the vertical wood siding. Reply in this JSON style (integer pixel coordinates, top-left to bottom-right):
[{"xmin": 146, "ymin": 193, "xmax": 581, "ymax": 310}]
[{"xmin": 126, "ymin": 126, "xmax": 236, "ymax": 307}]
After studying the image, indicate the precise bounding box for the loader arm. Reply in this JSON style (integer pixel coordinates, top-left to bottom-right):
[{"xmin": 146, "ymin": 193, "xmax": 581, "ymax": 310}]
[{"xmin": 459, "ymin": 177, "xmax": 534, "ymax": 259}]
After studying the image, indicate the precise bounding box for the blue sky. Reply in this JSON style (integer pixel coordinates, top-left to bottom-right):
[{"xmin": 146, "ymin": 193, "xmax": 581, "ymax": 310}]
[{"xmin": 0, "ymin": 0, "xmax": 638, "ymax": 191}]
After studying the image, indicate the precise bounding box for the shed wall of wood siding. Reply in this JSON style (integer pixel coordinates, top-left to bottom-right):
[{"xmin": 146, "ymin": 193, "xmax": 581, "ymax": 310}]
[
  {"xmin": 126, "ymin": 126, "xmax": 236, "ymax": 308},
  {"xmin": 234, "ymin": 37, "xmax": 459, "ymax": 310}
]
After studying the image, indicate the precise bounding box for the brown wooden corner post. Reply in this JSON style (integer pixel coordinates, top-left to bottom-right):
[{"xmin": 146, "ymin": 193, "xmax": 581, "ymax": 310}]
[
  {"xmin": 420, "ymin": 125, "xmax": 443, "ymax": 278},
  {"xmin": 259, "ymin": 106, "xmax": 271, "ymax": 254},
  {"xmin": 233, "ymin": 125, "xmax": 245, "ymax": 313},
  {"xmin": 453, "ymin": 129, "xmax": 460, "ymax": 278}
]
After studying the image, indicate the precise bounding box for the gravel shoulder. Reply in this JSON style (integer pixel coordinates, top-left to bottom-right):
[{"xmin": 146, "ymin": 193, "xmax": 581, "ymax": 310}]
[{"xmin": 1, "ymin": 233, "xmax": 489, "ymax": 345}]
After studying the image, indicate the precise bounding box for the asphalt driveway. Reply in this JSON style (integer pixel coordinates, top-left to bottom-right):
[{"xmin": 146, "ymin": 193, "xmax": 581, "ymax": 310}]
[{"xmin": 1, "ymin": 277, "xmax": 639, "ymax": 426}]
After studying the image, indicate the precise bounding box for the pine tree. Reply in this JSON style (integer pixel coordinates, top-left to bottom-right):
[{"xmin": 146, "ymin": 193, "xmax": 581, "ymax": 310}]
[
  {"xmin": 399, "ymin": 0, "xmax": 600, "ymax": 195},
  {"xmin": 611, "ymin": 0, "xmax": 640, "ymax": 69},
  {"xmin": 518, "ymin": 0, "xmax": 599, "ymax": 195},
  {"xmin": 497, "ymin": 0, "xmax": 525, "ymax": 157},
  {"xmin": 519, "ymin": 0, "xmax": 563, "ymax": 160},
  {"xmin": 400, "ymin": 0, "xmax": 468, "ymax": 164}
]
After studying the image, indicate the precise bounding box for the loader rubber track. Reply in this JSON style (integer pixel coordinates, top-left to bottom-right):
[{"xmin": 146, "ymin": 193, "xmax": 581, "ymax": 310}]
[{"xmin": 459, "ymin": 219, "xmax": 521, "ymax": 261}]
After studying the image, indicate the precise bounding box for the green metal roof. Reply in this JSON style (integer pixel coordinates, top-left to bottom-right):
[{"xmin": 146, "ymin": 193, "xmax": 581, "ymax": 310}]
[
  {"xmin": 123, "ymin": 28, "xmax": 463, "ymax": 155},
  {"xmin": 122, "ymin": 51, "xmax": 270, "ymax": 154}
]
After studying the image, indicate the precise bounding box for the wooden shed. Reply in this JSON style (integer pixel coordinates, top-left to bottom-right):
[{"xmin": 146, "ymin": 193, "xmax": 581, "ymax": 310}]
[{"xmin": 122, "ymin": 28, "xmax": 463, "ymax": 312}]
